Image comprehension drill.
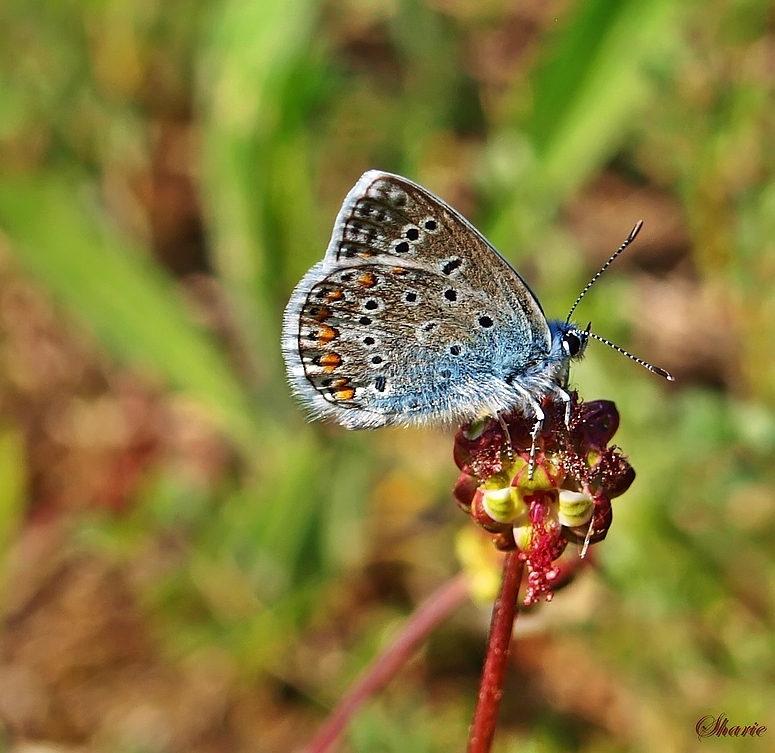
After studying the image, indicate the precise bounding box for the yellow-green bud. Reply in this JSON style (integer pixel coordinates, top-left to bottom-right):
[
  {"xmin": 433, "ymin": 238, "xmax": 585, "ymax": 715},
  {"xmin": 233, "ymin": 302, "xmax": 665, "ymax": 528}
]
[
  {"xmin": 557, "ymin": 490, "xmax": 594, "ymax": 528},
  {"xmin": 481, "ymin": 486, "xmax": 525, "ymax": 524},
  {"xmin": 512, "ymin": 456, "xmax": 566, "ymax": 492}
]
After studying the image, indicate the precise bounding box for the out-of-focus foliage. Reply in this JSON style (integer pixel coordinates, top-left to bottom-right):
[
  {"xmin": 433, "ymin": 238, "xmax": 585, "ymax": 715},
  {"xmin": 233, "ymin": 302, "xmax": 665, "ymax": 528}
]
[{"xmin": 0, "ymin": 0, "xmax": 773, "ymax": 751}]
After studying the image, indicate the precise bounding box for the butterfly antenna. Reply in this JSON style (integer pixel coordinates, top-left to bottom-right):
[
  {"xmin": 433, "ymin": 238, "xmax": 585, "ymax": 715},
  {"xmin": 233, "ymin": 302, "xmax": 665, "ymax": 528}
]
[
  {"xmin": 565, "ymin": 220, "xmax": 644, "ymax": 324},
  {"xmin": 585, "ymin": 330, "xmax": 674, "ymax": 381}
]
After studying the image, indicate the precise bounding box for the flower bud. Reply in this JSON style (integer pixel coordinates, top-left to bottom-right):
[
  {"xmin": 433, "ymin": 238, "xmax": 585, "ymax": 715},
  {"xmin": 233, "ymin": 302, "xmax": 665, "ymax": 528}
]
[
  {"xmin": 563, "ymin": 496, "xmax": 613, "ymax": 546},
  {"xmin": 470, "ymin": 489, "xmax": 511, "ymax": 533},
  {"xmin": 510, "ymin": 454, "xmax": 565, "ymax": 492},
  {"xmin": 557, "ymin": 490, "xmax": 594, "ymax": 528},
  {"xmin": 453, "ymin": 473, "xmax": 478, "ymax": 513},
  {"xmin": 570, "ymin": 400, "xmax": 620, "ymax": 447},
  {"xmin": 480, "ymin": 486, "xmax": 525, "ymax": 525}
]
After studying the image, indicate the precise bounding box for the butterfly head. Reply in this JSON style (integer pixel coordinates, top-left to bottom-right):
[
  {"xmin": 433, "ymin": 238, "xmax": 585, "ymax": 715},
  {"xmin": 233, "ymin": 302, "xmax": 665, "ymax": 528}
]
[{"xmin": 549, "ymin": 319, "xmax": 589, "ymax": 365}]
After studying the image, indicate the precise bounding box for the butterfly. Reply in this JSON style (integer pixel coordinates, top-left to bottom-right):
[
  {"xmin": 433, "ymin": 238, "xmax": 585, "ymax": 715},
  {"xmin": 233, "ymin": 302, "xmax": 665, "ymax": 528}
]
[{"xmin": 282, "ymin": 171, "xmax": 671, "ymax": 468}]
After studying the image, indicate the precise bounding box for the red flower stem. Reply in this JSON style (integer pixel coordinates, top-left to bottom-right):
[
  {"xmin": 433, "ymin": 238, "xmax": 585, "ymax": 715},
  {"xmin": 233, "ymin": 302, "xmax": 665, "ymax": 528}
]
[
  {"xmin": 303, "ymin": 574, "xmax": 470, "ymax": 753},
  {"xmin": 467, "ymin": 551, "xmax": 525, "ymax": 753}
]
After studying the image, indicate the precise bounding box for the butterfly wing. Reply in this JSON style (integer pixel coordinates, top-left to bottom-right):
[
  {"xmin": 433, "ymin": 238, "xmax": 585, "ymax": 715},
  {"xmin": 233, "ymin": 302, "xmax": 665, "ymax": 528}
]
[{"xmin": 282, "ymin": 171, "xmax": 553, "ymax": 428}]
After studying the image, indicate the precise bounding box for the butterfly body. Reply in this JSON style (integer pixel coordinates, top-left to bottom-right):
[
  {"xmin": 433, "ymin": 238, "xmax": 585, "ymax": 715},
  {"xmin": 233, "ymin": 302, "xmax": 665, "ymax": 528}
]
[{"xmin": 282, "ymin": 171, "xmax": 587, "ymax": 431}]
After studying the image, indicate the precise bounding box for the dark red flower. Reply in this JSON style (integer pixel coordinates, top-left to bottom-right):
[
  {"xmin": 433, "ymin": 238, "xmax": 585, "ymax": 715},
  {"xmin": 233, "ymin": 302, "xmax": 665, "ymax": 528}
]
[{"xmin": 454, "ymin": 393, "xmax": 634, "ymax": 604}]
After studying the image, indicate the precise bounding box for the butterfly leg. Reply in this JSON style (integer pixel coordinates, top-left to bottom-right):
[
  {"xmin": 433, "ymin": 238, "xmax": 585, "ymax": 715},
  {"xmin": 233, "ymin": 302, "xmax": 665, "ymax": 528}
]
[
  {"xmin": 527, "ymin": 415, "xmax": 544, "ymax": 480},
  {"xmin": 496, "ymin": 411, "xmax": 514, "ymax": 460},
  {"xmin": 509, "ymin": 385, "xmax": 546, "ymax": 480},
  {"xmin": 549, "ymin": 384, "xmax": 573, "ymax": 428}
]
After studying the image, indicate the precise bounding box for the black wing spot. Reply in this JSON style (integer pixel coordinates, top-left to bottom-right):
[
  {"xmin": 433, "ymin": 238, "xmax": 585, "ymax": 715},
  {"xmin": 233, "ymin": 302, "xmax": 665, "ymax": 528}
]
[
  {"xmin": 363, "ymin": 336, "xmax": 375, "ymax": 346},
  {"xmin": 395, "ymin": 241, "xmax": 410, "ymax": 253},
  {"xmin": 444, "ymin": 289, "xmax": 457, "ymax": 302},
  {"xmin": 441, "ymin": 258, "xmax": 462, "ymax": 275},
  {"xmin": 359, "ymin": 316, "xmax": 372, "ymax": 325},
  {"xmin": 371, "ymin": 355, "xmax": 384, "ymax": 365},
  {"xmin": 440, "ymin": 369, "xmax": 451, "ymax": 379},
  {"xmin": 449, "ymin": 344, "xmax": 461, "ymax": 356},
  {"xmin": 365, "ymin": 299, "xmax": 379, "ymax": 310},
  {"xmin": 405, "ymin": 227, "xmax": 419, "ymax": 241},
  {"xmin": 424, "ymin": 218, "xmax": 437, "ymax": 231},
  {"xmin": 375, "ymin": 376, "xmax": 387, "ymax": 392},
  {"xmin": 404, "ymin": 291, "xmax": 418, "ymax": 303},
  {"xmin": 478, "ymin": 315, "xmax": 494, "ymax": 328}
]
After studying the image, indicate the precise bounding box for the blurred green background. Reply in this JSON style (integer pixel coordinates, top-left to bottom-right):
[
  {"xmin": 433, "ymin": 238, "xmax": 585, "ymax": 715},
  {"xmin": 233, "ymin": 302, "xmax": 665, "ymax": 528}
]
[{"xmin": 0, "ymin": 0, "xmax": 773, "ymax": 751}]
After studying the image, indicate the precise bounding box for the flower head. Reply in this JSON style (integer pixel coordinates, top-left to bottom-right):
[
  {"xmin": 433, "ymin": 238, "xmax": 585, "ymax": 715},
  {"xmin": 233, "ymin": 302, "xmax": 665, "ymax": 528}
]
[{"xmin": 453, "ymin": 394, "xmax": 634, "ymax": 605}]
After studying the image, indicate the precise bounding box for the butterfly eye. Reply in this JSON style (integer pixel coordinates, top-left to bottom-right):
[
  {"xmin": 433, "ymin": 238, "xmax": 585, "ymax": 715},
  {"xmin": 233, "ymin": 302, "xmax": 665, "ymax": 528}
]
[{"xmin": 563, "ymin": 332, "xmax": 583, "ymax": 357}]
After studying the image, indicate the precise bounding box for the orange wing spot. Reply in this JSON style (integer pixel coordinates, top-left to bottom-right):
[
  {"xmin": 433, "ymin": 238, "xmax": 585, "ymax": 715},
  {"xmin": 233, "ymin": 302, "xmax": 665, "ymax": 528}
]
[
  {"xmin": 334, "ymin": 387, "xmax": 356, "ymax": 401},
  {"xmin": 317, "ymin": 324, "xmax": 339, "ymax": 344},
  {"xmin": 309, "ymin": 305, "xmax": 332, "ymax": 322},
  {"xmin": 358, "ymin": 271, "xmax": 378, "ymax": 288},
  {"xmin": 392, "ymin": 267, "xmax": 407, "ymax": 275},
  {"xmin": 325, "ymin": 289, "xmax": 344, "ymax": 302},
  {"xmin": 317, "ymin": 352, "xmax": 342, "ymax": 371}
]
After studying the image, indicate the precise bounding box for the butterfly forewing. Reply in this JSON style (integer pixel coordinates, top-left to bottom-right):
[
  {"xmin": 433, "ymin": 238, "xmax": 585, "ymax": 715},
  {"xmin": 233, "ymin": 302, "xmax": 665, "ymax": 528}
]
[{"xmin": 327, "ymin": 173, "xmax": 550, "ymax": 341}]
